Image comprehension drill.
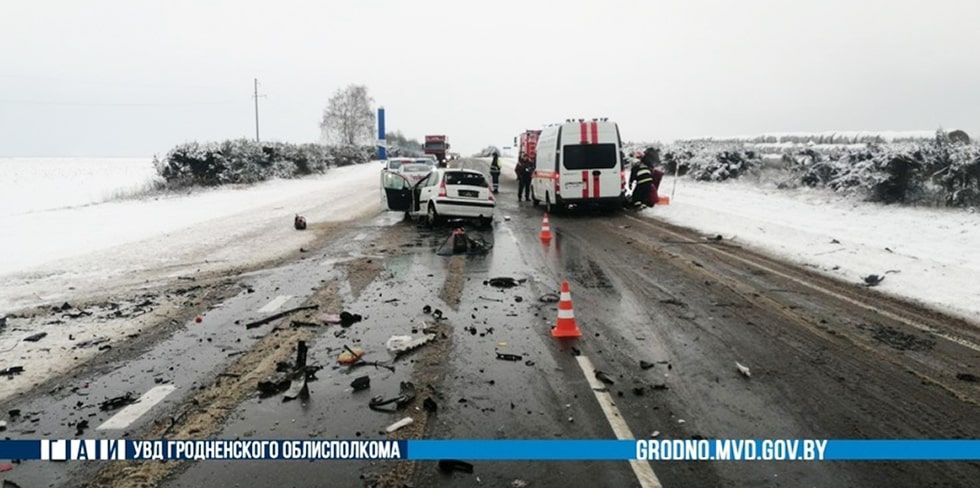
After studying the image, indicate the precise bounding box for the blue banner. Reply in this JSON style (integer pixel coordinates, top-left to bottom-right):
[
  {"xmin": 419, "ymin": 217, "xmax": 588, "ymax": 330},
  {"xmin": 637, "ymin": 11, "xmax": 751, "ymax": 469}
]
[{"xmin": 1, "ymin": 439, "xmax": 978, "ymax": 461}]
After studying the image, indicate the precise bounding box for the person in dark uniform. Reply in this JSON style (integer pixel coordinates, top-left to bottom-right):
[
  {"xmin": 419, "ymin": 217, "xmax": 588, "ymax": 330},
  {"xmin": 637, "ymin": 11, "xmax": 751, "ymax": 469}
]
[
  {"xmin": 629, "ymin": 160, "xmax": 654, "ymax": 208},
  {"xmin": 515, "ymin": 154, "xmax": 534, "ymax": 201},
  {"xmin": 489, "ymin": 152, "xmax": 501, "ymax": 193}
]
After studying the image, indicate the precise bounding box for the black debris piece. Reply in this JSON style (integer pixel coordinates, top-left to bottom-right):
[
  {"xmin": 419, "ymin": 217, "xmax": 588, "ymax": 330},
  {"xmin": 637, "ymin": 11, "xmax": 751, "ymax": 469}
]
[
  {"xmin": 423, "ymin": 397, "xmax": 438, "ymax": 413},
  {"xmin": 639, "ymin": 360, "xmax": 655, "ymax": 370},
  {"xmin": 423, "ymin": 305, "xmax": 432, "ymax": 314},
  {"xmin": 295, "ymin": 341, "xmax": 308, "ymax": 371},
  {"xmin": 294, "ymin": 214, "xmax": 307, "ymax": 230},
  {"xmin": 486, "ymin": 277, "xmax": 525, "ymax": 288},
  {"xmin": 257, "ymin": 375, "xmax": 292, "ymax": 398},
  {"xmin": 438, "ymin": 459, "xmax": 474, "ymax": 474},
  {"xmin": 538, "ymin": 293, "xmax": 560, "ymax": 303},
  {"xmin": 369, "ymin": 381, "xmax": 417, "ymax": 412},
  {"xmin": 863, "ymin": 274, "xmax": 885, "ymax": 287},
  {"xmin": 495, "ymin": 352, "xmax": 522, "ymax": 362},
  {"xmin": 515, "ymin": 296, "xmax": 524, "ymax": 303},
  {"xmin": 652, "ymin": 383, "xmax": 669, "ymax": 390},
  {"xmin": 956, "ymin": 373, "xmax": 978, "ymax": 383},
  {"xmin": 75, "ymin": 337, "xmax": 109, "ymax": 349},
  {"xmin": 594, "ymin": 371, "xmax": 615, "ymax": 385},
  {"xmin": 351, "ymin": 376, "xmax": 371, "ymax": 391},
  {"xmin": 24, "ymin": 332, "xmax": 47, "ymax": 342},
  {"xmin": 570, "ymin": 347, "xmax": 581, "ymax": 357},
  {"xmin": 75, "ymin": 419, "xmax": 89, "ymax": 436},
  {"xmin": 245, "ymin": 305, "xmax": 319, "ymax": 329},
  {"xmin": 99, "ymin": 393, "xmax": 136, "ymax": 411},
  {"xmin": 659, "ymin": 298, "xmax": 685, "ymax": 307},
  {"xmin": 524, "ymin": 360, "xmax": 535, "ymax": 367},
  {"xmin": 8, "ymin": 409, "xmax": 20, "ymax": 419},
  {"xmin": 339, "ymin": 311, "xmax": 363, "ymax": 328},
  {"xmin": 0, "ymin": 315, "xmax": 6, "ymax": 328},
  {"xmin": 432, "ymin": 309, "xmax": 444, "ymax": 320}
]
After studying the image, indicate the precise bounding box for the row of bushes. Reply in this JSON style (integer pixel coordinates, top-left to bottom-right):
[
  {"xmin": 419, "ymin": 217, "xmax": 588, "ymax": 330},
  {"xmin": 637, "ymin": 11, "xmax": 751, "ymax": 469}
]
[
  {"xmin": 154, "ymin": 139, "xmax": 374, "ymax": 188},
  {"xmin": 634, "ymin": 130, "xmax": 979, "ymax": 207},
  {"xmin": 787, "ymin": 132, "xmax": 980, "ymax": 205}
]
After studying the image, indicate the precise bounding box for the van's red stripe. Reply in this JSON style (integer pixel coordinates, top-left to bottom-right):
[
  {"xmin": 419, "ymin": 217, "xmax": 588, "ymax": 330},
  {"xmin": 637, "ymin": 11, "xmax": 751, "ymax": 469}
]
[
  {"xmin": 581, "ymin": 171, "xmax": 589, "ymax": 198},
  {"xmin": 593, "ymin": 173, "xmax": 600, "ymax": 198},
  {"xmin": 590, "ymin": 121, "xmax": 598, "ymax": 144},
  {"xmin": 580, "ymin": 122, "xmax": 588, "ymax": 144}
]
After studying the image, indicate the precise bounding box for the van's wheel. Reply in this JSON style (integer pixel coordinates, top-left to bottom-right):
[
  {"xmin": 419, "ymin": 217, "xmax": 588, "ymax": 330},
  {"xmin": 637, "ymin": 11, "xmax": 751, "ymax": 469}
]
[
  {"xmin": 545, "ymin": 193, "xmax": 553, "ymax": 213},
  {"xmin": 426, "ymin": 203, "xmax": 442, "ymax": 227},
  {"xmin": 531, "ymin": 188, "xmax": 540, "ymax": 206}
]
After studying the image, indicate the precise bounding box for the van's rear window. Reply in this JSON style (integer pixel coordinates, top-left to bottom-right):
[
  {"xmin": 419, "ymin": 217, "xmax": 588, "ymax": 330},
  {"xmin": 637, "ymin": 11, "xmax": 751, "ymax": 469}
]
[
  {"xmin": 445, "ymin": 172, "xmax": 488, "ymax": 187},
  {"xmin": 562, "ymin": 144, "xmax": 618, "ymax": 169}
]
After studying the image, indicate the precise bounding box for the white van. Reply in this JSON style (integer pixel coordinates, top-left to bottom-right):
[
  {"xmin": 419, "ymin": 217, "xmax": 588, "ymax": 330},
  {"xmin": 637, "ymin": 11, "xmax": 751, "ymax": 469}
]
[{"xmin": 530, "ymin": 119, "xmax": 625, "ymax": 211}]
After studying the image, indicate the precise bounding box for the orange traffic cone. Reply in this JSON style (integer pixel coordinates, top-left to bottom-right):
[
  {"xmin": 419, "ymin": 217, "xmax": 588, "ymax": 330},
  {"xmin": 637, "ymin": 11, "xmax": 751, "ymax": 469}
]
[
  {"xmin": 551, "ymin": 280, "xmax": 582, "ymax": 338},
  {"xmin": 657, "ymin": 195, "xmax": 671, "ymax": 205},
  {"xmin": 539, "ymin": 213, "xmax": 553, "ymax": 241}
]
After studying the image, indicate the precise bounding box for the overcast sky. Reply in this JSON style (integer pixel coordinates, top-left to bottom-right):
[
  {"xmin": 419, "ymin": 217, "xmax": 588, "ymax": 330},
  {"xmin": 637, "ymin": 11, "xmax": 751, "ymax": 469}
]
[{"xmin": 2, "ymin": 0, "xmax": 978, "ymax": 156}]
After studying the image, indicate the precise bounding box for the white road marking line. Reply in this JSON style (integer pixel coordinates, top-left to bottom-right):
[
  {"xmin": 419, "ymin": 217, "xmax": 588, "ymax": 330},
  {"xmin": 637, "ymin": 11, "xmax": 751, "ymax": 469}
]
[
  {"xmin": 258, "ymin": 295, "xmax": 293, "ymax": 314},
  {"xmin": 97, "ymin": 385, "xmax": 176, "ymax": 430},
  {"xmin": 575, "ymin": 355, "xmax": 662, "ymax": 488},
  {"xmin": 624, "ymin": 215, "xmax": 980, "ymax": 354}
]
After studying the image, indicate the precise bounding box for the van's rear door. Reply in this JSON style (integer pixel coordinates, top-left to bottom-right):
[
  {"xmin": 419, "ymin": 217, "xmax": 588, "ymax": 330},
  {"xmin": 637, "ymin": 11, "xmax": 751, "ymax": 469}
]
[{"xmin": 560, "ymin": 141, "xmax": 620, "ymax": 200}]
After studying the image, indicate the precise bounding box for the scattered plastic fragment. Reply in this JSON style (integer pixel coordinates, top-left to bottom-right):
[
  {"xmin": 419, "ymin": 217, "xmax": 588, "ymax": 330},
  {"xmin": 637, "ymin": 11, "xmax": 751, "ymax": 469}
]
[
  {"xmin": 538, "ymin": 293, "xmax": 560, "ymax": 303},
  {"xmin": 245, "ymin": 305, "xmax": 319, "ymax": 329},
  {"xmin": 386, "ymin": 334, "xmax": 436, "ymax": 355},
  {"xmin": 423, "ymin": 397, "xmax": 438, "ymax": 413},
  {"xmin": 639, "ymin": 360, "xmax": 655, "ymax": 370},
  {"xmin": 24, "ymin": 332, "xmax": 47, "ymax": 342},
  {"xmin": 0, "ymin": 463, "xmax": 13, "ymax": 473},
  {"xmin": 338, "ymin": 346, "xmax": 366, "ymax": 365},
  {"xmin": 351, "ymin": 376, "xmax": 370, "ymax": 391},
  {"xmin": 956, "ymin": 373, "xmax": 977, "ymax": 382},
  {"xmin": 385, "ymin": 417, "xmax": 414, "ymax": 433},
  {"xmin": 422, "ymin": 305, "xmax": 432, "ymax": 314},
  {"xmin": 258, "ymin": 376, "xmax": 292, "ymax": 397},
  {"xmin": 369, "ymin": 382, "xmax": 417, "ymax": 412},
  {"xmin": 651, "ymin": 431, "xmax": 661, "ymax": 438},
  {"xmin": 294, "ymin": 214, "xmax": 307, "ymax": 230},
  {"xmin": 511, "ymin": 480, "xmax": 529, "ymax": 488},
  {"xmin": 339, "ymin": 311, "xmax": 363, "ymax": 327},
  {"xmin": 736, "ymin": 362, "xmax": 752, "ymax": 378},
  {"xmin": 863, "ymin": 274, "xmax": 885, "ymax": 287},
  {"xmin": 282, "ymin": 377, "xmax": 309, "ymax": 402},
  {"xmin": 486, "ymin": 277, "xmax": 524, "ymax": 288},
  {"xmin": 594, "ymin": 371, "xmax": 615, "ymax": 385},
  {"xmin": 438, "ymin": 459, "xmax": 474, "ymax": 474},
  {"xmin": 320, "ymin": 313, "xmax": 342, "ymax": 325},
  {"xmin": 495, "ymin": 352, "xmax": 522, "ymax": 362},
  {"xmin": 99, "ymin": 393, "xmax": 136, "ymax": 411},
  {"xmin": 75, "ymin": 419, "xmax": 89, "ymax": 436}
]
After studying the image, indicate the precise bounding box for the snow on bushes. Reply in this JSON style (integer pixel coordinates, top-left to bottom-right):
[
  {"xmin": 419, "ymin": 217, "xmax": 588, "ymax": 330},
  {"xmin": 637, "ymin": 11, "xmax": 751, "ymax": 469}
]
[
  {"xmin": 660, "ymin": 143, "xmax": 760, "ymax": 182},
  {"xmin": 784, "ymin": 131, "xmax": 980, "ymax": 206},
  {"xmin": 155, "ymin": 139, "xmax": 373, "ymax": 188}
]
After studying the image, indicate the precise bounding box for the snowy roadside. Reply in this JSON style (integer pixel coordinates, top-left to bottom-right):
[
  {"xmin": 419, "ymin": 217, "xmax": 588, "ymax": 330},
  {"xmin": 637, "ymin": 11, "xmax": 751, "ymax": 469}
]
[
  {"xmin": 0, "ymin": 162, "xmax": 382, "ymax": 401},
  {"xmin": 644, "ymin": 178, "xmax": 980, "ymax": 323},
  {"xmin": 0, "ymin": 162, "xmax": 383, "ymax": 310}
]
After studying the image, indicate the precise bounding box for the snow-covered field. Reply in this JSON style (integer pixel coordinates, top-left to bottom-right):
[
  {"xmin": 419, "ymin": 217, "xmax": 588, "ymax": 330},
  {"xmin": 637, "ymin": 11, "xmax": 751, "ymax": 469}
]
[
  {"xmin": 647, "ymin": 178, "xmax": 980, "ymax": 323},
  {"xmin": 0, "ymin": 162, "xmax": 382, "ymax": 310},
  {"xmin": 0, "ymin": 157, "xmax": 160, "ymax": 216}
]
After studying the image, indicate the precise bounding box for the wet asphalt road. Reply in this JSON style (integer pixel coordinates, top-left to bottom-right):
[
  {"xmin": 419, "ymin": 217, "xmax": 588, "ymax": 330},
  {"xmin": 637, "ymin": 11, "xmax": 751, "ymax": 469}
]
[{"xmin": 2, "ymin": 162, "xmax": 979, "ymax": 487}]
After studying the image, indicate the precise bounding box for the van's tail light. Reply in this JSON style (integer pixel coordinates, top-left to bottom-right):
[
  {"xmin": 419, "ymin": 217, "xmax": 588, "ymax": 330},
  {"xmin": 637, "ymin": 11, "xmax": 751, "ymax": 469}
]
[
  {"xmin": 620, "ymin": 170, "xmax": 626, "ymax": 190},
  {"xmin": 488, "ymin": 190, "xmax": 495, "ymax": 202},
  {"xmin": 554, "ymin": 174, "xmax": 560, "ymax": 195},
  {"xmin": 438, "ymin": 179, "xmax": 447, "ymax": 197}
]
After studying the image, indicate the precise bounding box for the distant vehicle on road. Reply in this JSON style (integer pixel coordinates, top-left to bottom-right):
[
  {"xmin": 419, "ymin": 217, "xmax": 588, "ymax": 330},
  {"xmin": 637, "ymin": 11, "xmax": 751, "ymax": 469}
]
[
  {"xmin": 381, "ymin": 157, "xmax": 435, "ymax": 211},
  {"xmin": 424, "ymin": 135, "xmax": 450, "ymax": 163},
  {"xmin": 531, "ymin": 119, "xmax": 625, "ymax": 212},
  {"xmin": 409, "ymin": 168, "xmax": 494, "ymax": 227}
]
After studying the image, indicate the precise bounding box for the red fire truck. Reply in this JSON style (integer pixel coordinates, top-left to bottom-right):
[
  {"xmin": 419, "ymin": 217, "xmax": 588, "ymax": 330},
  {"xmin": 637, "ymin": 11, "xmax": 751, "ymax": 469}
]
[
  {"xmin": 518, "ymin": 130, "xmax": 542, "ymax": 163},
  {"xmin": 424, "ymin": 135, "xmax": 450, "ymax": 163}
]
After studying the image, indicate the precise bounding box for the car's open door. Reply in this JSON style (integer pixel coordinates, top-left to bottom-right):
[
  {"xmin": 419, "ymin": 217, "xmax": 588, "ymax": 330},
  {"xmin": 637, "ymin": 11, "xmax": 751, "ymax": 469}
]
[{"xmin": 381, "ymin": 170, "xmax": 412, "ymax": 211}]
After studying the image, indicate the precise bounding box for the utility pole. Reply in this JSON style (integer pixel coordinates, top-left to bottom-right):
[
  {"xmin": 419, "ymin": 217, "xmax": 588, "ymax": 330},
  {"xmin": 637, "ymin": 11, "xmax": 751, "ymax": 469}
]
[{"xmin": 253, "ymin": 78, "xmax": 261, "ymax": 142}]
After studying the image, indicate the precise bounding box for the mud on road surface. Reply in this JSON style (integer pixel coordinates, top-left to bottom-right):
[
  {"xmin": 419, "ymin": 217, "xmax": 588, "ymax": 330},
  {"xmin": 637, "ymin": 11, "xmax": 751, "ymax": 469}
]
[{"xmin": 2, "ymin": 164, "xmax": 978, "ymax": 488}]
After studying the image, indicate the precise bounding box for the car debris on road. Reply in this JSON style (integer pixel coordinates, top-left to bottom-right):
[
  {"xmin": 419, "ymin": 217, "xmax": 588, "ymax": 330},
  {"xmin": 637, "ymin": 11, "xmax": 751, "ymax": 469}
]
[
  {"xmin": 244, "ymin": 304, "xmax": 319, "ymax": 329},
  {"xmin": 438, "ymin": 459, "xmax": 474, "ymax": 474},
  {"xmin": 369, "ymin": 381, "xmax": 417, "ymax": 412},
  {"xmin": 736, "ymin": 361, "xmax": 752, "ymax": 378},
  {"xmin": 99, "ymin": 393, "xmax": 136, "ymax": 411},
  {"xmin": 385, "ymin": 416, "xmax": 414, "ymax": 433}
]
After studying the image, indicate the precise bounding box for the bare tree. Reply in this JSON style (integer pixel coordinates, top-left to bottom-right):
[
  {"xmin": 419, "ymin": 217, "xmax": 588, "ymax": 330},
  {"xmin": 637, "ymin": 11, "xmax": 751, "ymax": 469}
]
[{"xmin": 319, "ymin": 85, "xmax": 376, "ymax": 146}]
